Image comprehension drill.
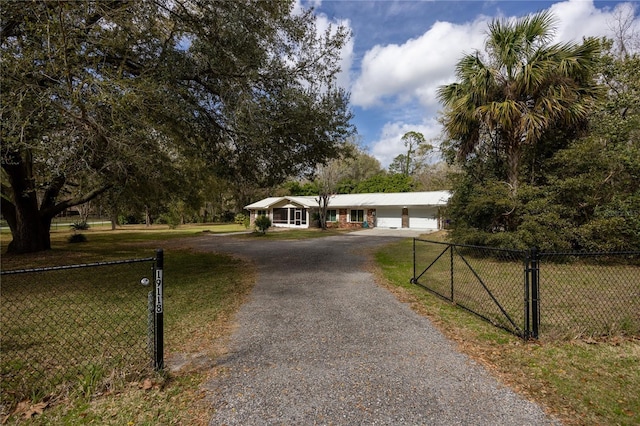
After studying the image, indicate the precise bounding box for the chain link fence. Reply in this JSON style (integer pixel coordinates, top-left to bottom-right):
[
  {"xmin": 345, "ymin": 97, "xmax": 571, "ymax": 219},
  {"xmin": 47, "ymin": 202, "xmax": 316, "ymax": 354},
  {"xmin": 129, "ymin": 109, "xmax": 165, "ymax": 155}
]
[
  {"xmin": 538, "ymin": 252, "xmax": 640, "ymax": 339},
  {"xmin": 412, "ymin": 239, "xmax": 640, "ymax": 340},
  {"xmin": 411, "ymin": 241, "xmax": 527, "ymax": 337},
  {"xmin": 1, "ymin": 255, "xmax": 159, "ymax": 409}
]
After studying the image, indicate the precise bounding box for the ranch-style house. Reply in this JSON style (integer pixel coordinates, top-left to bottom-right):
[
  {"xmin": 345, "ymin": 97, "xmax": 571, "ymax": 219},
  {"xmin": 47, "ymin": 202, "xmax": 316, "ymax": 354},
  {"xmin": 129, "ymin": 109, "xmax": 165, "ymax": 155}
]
[{"xmin": 245, "ymin": 191, "xmax": 451, "ymax": 230}]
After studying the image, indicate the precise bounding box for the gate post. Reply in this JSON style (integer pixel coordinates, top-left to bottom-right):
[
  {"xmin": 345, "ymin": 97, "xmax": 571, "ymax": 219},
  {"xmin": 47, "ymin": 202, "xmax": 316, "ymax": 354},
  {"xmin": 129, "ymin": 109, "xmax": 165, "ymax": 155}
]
[{"xmin": 154, "ymin": 249, "xmax": 164, "ymax": 370}]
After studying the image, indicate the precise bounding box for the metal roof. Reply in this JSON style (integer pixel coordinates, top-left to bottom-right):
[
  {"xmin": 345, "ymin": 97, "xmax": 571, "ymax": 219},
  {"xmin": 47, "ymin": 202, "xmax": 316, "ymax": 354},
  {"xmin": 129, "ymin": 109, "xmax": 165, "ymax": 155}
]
[
  {"xmin": 244, "ymin": 197, "xmax": 286, "ymax": 209},
  {"xmin": 327, "ymin": 191, "xmax": 451, "ymax": 207},
  {"xmin": 245, "ymin": 191, "xmax": 451, "ymax": 209}
]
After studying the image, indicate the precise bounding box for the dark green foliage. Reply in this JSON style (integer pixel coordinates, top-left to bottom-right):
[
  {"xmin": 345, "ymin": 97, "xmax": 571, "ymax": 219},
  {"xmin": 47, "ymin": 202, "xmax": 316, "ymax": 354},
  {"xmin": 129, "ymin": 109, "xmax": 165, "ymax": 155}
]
[
  {"xmin": 354, "ymin": 173, "xmax": 415, "ymax": 193},
  {"xmin": 442, "ymin": 21, "xmax": 638, "ymax": 252},
  {"xmin": 67, "ymin": 234, "xmax": 88, "ymax": 244},
  {"xmin": 285, "ymin": 181, "xmax": 319, "ymax": 196}
]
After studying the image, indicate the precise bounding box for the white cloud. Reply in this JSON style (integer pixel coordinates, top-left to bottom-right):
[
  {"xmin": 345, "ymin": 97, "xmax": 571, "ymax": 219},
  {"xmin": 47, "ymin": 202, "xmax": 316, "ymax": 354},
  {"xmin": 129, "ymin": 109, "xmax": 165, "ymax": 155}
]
[
  {"xmin": 551, "ymin": 0, "xmax": 613, "ymax": 41},
  {"xmin": 351, "ymin": 18, "xmax": 488, "ymax": 108}
]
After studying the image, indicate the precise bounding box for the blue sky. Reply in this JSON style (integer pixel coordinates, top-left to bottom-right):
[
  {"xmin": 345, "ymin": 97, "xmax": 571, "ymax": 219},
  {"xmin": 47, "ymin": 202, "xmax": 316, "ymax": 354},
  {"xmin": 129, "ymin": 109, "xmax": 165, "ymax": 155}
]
[{"xmin": 298, "ymin": 0, "xmax": 640, "ymax": 167}]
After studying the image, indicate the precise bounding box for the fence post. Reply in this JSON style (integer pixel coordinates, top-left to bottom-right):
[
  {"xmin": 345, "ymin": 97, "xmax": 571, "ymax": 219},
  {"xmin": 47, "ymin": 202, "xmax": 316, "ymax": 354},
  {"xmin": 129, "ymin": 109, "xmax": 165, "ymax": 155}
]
[
  {"xmin": 524, "ymin": 250, "xmax": 531, "ymax": 339},
  {"xmin": 450, "ymin": 245, "xmax": 454, "ymax": 302},
  {"xmin": 529, "ymin": 247, "xmax": 540, "ymax": 339},
  {"xmin": 412, "ymin": 238, "xmax": 416, "ymax": 284},
  {"xmin": 154, "ymin": 249, "xmax": 164, "ymax": 370}
]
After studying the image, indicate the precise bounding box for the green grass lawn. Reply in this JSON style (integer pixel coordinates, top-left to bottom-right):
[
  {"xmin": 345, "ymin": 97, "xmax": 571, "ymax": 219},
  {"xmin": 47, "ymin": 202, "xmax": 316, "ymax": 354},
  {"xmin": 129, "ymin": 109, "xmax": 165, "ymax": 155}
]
[{"xmin": 374, "ymin": 232, "xmax": 640, "ymax": 426}]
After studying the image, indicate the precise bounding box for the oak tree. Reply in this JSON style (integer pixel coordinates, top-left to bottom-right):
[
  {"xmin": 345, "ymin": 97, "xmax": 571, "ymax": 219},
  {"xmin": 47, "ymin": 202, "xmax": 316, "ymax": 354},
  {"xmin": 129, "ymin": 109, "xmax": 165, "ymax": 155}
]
[{"xmin": 1, "ymin": 0, "xmax": 353, "ymax": 253}]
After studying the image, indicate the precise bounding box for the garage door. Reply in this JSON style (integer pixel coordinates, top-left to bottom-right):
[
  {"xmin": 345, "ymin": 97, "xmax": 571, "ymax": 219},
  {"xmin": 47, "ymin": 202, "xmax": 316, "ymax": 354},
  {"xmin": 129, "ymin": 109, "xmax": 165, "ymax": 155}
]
[
  {"xmin": 409, "ymin": 207, "xmax": 438, "ymax": 229},
  {"xmin": 375, "ymin": 207, "xmax": 402, "ymax": 228}
]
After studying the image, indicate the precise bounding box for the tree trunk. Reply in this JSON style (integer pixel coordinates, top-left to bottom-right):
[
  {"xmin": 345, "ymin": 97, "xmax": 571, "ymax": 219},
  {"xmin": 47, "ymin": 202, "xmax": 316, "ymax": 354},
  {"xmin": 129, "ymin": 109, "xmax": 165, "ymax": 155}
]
[
  {"xmin": 2, "ymin": 151, "xmax": 53, "ymax": 254},
  {"xmin": 3, "ymin": 197, "xmax": 53, "ymax": 254},
  {"xmin": 506, "ymin": 141, "xmax": 521, "ymax": 193},
  {"xmin": 317, "ymin": 193, "xmax": 330, "ymax": 230},
  {"xmin": 2, "ymin": 150, "xmax": 112, "ymax": 252}
]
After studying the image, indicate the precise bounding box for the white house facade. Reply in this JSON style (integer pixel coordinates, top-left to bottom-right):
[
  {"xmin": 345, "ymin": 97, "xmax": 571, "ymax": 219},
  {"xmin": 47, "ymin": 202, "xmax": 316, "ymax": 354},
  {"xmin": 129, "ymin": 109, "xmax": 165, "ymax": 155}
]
[{"xmin": 244, "ymin": 191, "xmax": 451, "ymax": 230}]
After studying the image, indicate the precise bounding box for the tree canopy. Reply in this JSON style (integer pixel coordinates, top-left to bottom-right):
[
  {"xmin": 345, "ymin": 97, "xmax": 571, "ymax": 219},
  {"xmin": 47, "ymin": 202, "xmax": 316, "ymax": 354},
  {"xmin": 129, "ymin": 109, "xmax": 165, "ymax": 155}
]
[
  {"xmin": 388, "ymin": 131, "xmax": 433, "ymax": 176},
  {"xmin": 438, "ymin": 11, "xmax": 600, "ymax": 192},
  {"xmin": 1, "ymin": 0, "xmax": 354, "ymax": 253},
  {"xmin": 440, "ymin": 11, "xmax": 639, "ymax": 251}
]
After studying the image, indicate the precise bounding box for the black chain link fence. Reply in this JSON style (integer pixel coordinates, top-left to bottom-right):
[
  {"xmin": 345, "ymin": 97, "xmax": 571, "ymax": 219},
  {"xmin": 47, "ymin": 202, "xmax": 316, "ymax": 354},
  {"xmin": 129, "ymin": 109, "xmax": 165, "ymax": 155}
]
[
  {"xmin": 411, "ymin": 241, "xmax": 527, "ymax": 337},
  {"xmin": 412, "ymin": 239, "xmax": 640, "ymax": 340},
  {"xmin": 1, "ymin": 257, "xmax": 157, "ymax": 409},
  {"xmin": 538, "ymin": 252, "xmax": 640, "ymax": 339}
]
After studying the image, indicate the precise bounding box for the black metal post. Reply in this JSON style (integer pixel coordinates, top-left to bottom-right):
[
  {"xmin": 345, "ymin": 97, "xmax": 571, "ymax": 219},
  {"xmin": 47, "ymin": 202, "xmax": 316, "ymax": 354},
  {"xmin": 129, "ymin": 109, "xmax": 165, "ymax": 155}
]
[
  {"xmin": 154, "ymin": 249, "xmax": 164, "ymax": 370},
  {"xmin": 412, "ymin": 238, "xmax": 416, "ymax": 284},
  {"xmin": 524, "ymin": 250, "xmax": 531, "ymax": 339},
  {"xmin": 450, "ymin": 245, "xmax": 454, "ymax": 302},
  {"xmin": 530, "ymin": 248, "xmax": 540, "ymax": 339}
]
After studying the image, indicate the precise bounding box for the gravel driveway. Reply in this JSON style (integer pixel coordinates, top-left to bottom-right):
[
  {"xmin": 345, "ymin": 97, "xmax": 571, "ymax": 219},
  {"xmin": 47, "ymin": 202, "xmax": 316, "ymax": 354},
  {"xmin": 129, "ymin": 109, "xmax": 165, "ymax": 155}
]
[{"xmin": 189, "ymin": 231, "xmax": 557, "ymax": 425}]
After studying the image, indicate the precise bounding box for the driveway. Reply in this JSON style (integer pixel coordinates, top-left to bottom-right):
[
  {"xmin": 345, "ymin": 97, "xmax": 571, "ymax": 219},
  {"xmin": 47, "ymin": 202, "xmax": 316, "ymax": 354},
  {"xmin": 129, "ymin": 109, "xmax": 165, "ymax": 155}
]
[{"xmin": 186, "ymin": 230, "xmax": 557, "ymax": 425}]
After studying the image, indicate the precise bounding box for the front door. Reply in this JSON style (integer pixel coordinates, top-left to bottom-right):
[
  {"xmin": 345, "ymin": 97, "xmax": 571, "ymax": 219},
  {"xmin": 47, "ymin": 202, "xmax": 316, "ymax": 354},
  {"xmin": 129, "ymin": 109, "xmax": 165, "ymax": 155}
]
[{"xmin": 295, "ymin": 209, "xmax": 302, "ymax": 226}]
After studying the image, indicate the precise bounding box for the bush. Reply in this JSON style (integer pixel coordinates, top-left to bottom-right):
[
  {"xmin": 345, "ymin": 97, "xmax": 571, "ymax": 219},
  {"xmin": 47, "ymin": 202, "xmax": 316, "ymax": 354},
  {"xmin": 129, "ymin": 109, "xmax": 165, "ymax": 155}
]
[
  {"xmin": 157, "ymin": 212, "xmax": 181, "ymax": 229},
  {"xmin": 235, "ymin": 213, "xmax": 250, "ymax": 229},
  {"xmin": 117, "ymin": 214, "xmax": 143, "ymax": 225},
  {"xmin": 70, "ymin": 221, "xmax": 90, "ymax": 231},
  {"xmin": 254, "ymin": 215, "xmax": 272, "ymax": 234},
  {"xmin": 68, "ymin": 233, "xmax": 88, "ymax": 243},
  {"xmin": 221, "ymin": 211, "xmax": 236, "ymax": 223}
]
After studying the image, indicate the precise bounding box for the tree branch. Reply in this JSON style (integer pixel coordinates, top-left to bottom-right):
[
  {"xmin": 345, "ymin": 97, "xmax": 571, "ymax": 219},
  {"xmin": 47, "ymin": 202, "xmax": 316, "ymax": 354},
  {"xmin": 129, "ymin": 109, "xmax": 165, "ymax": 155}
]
[{"xmin": 41, "ymin": 183, "xmax": 113, "ymax": 219}]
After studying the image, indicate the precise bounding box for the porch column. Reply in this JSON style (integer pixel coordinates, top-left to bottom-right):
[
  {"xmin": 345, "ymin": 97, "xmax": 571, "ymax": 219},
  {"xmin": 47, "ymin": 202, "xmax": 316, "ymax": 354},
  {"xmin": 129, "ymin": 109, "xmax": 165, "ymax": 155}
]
[{"xmin": 402, "ymin": 208, "xmax": 409, "ymax": 228}]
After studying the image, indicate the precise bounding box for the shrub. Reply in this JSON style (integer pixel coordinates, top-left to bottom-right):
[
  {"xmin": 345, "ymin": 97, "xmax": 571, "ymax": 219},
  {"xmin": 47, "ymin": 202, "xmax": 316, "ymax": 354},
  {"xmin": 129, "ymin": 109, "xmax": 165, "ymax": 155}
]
[
  {"xmin": 254, "ymin": 215, "xmax": 272, "ymax": 234},
  {"xmin": 235, "ymin": 213, "xmax": 250, "ymax": 229},
  {"xmin": 70, "ymin": 221, "xmax": 90, "ymax": 231},
  {"xmin": 117, "ymin": 214, "xmax": 143, "ymax": 225},
  {"xmin": 68, "ymin": 233, "xmax": 88, "ymax": 243},
  {"xmin": 157, "ymin": 213, "xmax": 181, "ymax": 229}
]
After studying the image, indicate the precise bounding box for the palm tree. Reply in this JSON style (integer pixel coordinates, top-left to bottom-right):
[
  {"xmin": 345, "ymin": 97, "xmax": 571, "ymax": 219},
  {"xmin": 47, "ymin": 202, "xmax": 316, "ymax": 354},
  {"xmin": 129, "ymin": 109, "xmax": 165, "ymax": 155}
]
[{"xmin": 437, "ymin": 11, "xmax": 600, "ymax": 192}]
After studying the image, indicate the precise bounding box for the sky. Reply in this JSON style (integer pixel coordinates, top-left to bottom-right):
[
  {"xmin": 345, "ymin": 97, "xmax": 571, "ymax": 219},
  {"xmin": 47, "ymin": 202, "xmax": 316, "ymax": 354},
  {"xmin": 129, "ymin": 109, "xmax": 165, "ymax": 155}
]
[{"xmin": 297, "ymin": 0, "xmax": 640, "ymax": 168}]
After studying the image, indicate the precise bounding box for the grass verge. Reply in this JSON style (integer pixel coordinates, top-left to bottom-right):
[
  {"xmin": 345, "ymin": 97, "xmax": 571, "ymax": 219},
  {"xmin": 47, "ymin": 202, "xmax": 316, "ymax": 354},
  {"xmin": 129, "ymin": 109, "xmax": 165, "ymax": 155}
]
[
  {"xmin": 373, "ymin": 231, "xmax": 640, "ymax": 426},
  {"xmin": 1, "ymin": 225, "xmax": 254, "ymax": 425}
]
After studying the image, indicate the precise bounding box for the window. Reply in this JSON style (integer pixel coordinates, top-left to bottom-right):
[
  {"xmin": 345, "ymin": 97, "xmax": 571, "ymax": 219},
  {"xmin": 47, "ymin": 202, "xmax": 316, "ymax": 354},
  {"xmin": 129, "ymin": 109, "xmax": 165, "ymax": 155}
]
[
  {"xmin": 272, "ymin": 208, "xmax": 288, "ymax": 224},
  {"xmin": 350, "ymin": 209, "xmax": 364, "ymax": 223},
  {"xmin": 327, "ymin": 209, "xmax": 337, "ymax": 222},
  {"xmin": 257, "ymin": 210, "xmax": 267, "ymax": 217}
]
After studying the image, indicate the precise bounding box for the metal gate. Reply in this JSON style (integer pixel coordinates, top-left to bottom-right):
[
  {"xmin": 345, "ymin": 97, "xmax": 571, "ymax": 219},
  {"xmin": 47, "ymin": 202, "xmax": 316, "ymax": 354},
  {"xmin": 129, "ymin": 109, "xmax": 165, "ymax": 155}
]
[
  {"xmin": 411, "ymin": 239, "xmax": 640, "ymax": 340},
  {"xmin": 411, "ymin": 239, "xmax": 530, "ymax": 338}
]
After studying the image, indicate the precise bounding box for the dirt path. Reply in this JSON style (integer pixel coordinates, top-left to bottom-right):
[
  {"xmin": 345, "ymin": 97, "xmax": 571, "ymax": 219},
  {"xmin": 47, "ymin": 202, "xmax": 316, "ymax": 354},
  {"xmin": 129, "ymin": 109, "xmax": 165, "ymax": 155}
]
[{"xmin": 186, "ymin": 232, "xmax": 558, "ymax": 425}]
